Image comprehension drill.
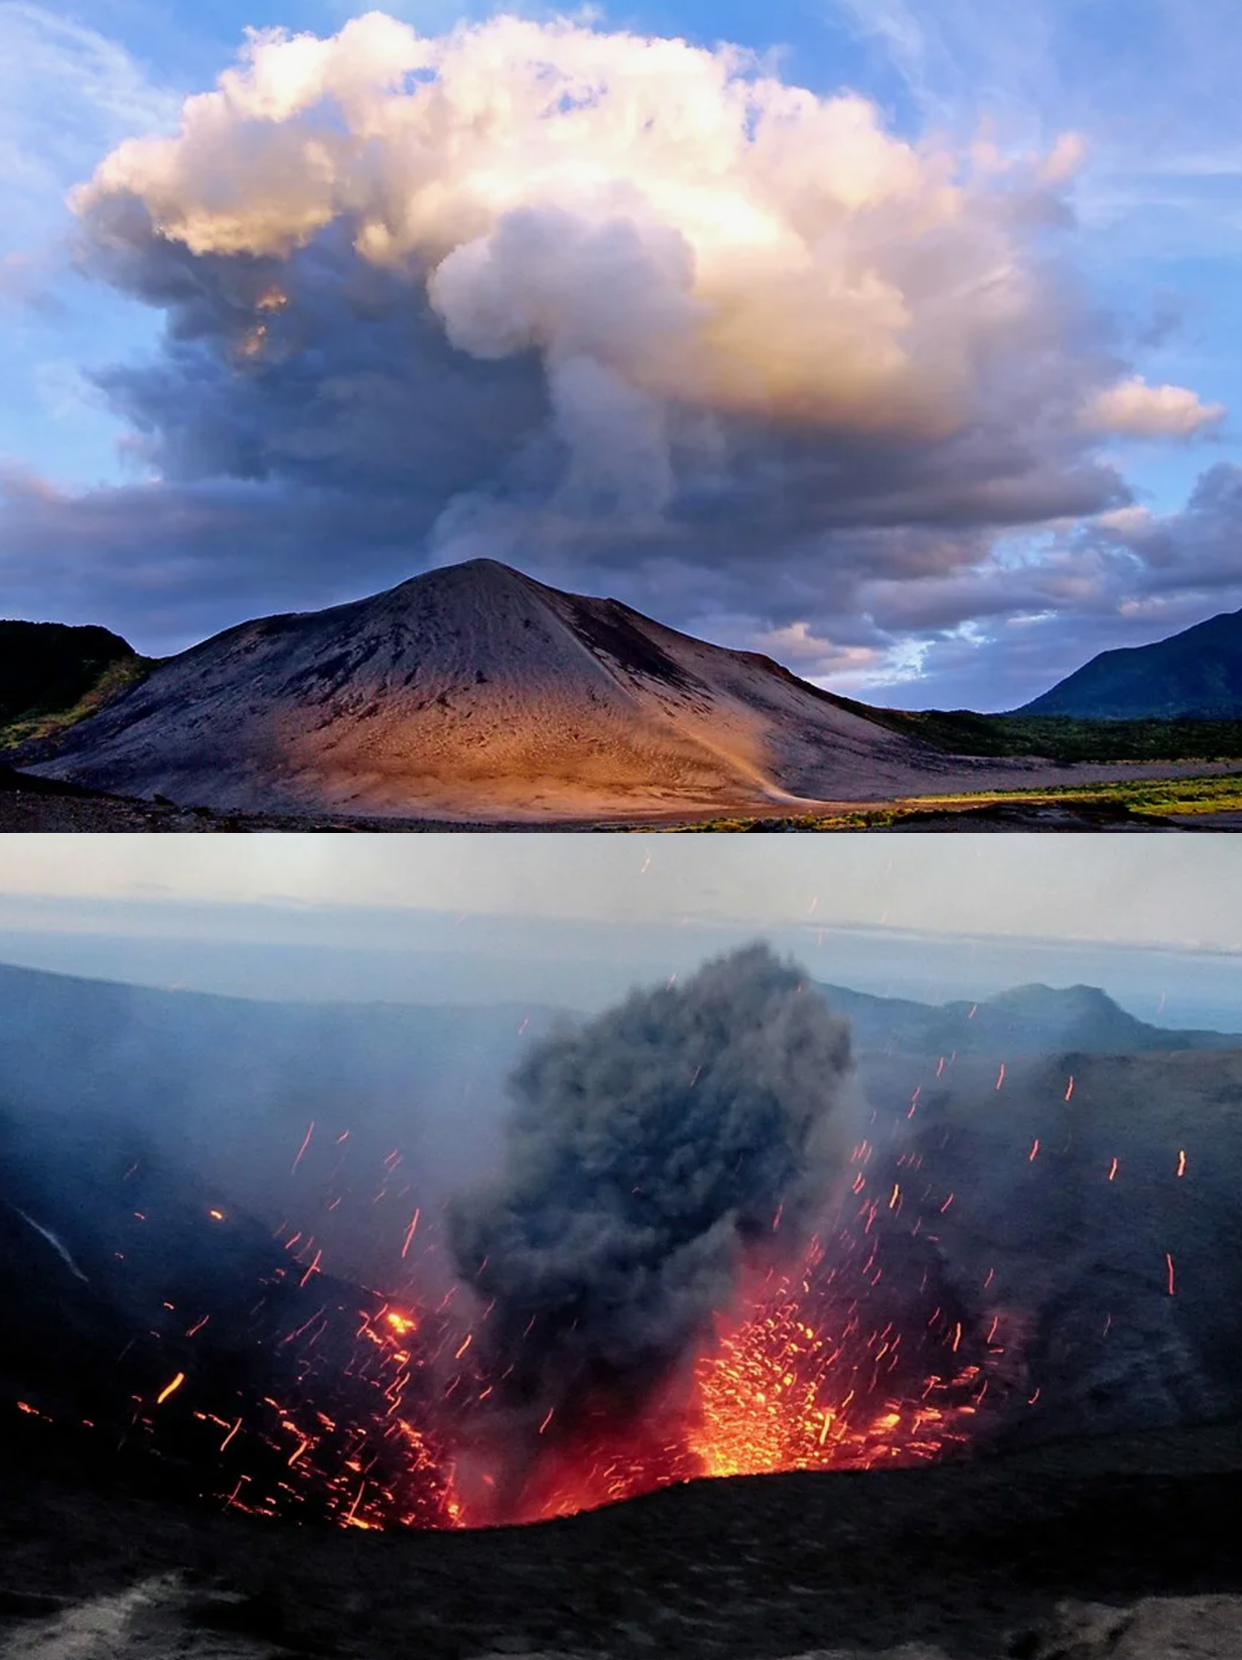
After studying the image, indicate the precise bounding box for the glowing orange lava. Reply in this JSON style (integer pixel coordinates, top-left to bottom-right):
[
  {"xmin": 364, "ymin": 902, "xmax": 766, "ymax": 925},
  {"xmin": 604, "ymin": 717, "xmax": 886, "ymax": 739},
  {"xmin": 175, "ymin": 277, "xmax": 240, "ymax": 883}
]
[
  {"xmin": 689, "ymin": 1271, "xmax": 977, "ymax": 1480},
  {"xmin": 15, "ymin": 1131, "xmax": 1024, "ymax": 1535}
]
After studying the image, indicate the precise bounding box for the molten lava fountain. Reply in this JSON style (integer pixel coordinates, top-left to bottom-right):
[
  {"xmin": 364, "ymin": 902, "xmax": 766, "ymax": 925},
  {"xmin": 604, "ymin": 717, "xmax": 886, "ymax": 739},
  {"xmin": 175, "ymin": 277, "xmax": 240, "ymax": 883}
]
[
  {"xmin": 429, "ymin": 944, "xmax": 1021, "ymax": 1526},
  {"xmin": 7, "ymin": 946, "xmax": 1023, "ymax": 1531}
]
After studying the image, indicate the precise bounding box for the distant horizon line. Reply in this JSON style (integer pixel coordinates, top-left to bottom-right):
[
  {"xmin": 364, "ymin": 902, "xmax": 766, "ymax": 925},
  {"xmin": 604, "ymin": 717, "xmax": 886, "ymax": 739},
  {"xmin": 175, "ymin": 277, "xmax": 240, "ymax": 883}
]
[
  {"xmin": 0, "ymin": 944, "xmax": 1238, "ymax": 1041},
  {"xmin": 0, "ymin": 891, "xmax": 1235, "ymax": 964}
]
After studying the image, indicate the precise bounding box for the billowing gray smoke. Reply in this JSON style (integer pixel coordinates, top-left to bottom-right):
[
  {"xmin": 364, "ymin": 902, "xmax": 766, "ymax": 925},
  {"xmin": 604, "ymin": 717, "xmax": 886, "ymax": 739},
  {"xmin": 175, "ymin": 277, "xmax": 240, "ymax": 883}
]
[
  {"xmin": 15, "ymin": 6, "xmax": 1200, "ymax": 685},
  {"xmin": 448, "ymin": 943, "xmax": 854, "ymax": 1433}
]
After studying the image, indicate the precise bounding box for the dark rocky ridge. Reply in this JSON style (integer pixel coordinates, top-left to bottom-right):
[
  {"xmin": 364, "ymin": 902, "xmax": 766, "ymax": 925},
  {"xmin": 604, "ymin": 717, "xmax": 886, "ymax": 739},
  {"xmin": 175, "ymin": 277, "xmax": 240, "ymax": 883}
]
[
  {"xmin": 1018, "ymin": 606, "xmax": 1242, "ymax": 720},
  {"xmin": 0, "ymin": 621, "xmax": 141, "ymax": 723},
  {"xmin": 0, "ymin": 620, "xmax": 152, "ymax": 751}
]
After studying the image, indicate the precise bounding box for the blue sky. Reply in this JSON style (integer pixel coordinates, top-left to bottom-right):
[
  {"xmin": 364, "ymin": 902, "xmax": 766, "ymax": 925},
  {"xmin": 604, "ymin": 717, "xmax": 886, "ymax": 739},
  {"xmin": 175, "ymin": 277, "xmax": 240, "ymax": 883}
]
[{"xmin": 2, "ymin": 0, "xmax": 1240, "ymax": 708}]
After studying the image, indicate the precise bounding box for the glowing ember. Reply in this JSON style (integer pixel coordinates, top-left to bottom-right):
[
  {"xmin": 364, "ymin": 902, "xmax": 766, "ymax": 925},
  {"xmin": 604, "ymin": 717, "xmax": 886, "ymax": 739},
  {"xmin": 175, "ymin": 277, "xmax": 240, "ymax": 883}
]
[
  {"xmin": 690, "ymin": 1256, "xmax": 982, "ymax": 1480},
  {"xmin": 5, "ymin": 955, "xmax": 1048, "ymax": 1536},
  {"xmin": 7, "ymin": 1182, "xmax": 1018, "ymax": 1535},
  {"xmin": 15, "ymin": 1150, "xmax": 1010, "ymax": 1538}
]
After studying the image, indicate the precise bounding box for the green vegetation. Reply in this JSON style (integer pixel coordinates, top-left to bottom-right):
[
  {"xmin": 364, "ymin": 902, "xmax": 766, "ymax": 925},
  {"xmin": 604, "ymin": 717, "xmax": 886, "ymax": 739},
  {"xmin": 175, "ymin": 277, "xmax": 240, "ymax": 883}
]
[
  {"xmin": 638, "ymin": 773, "xmax": 1242, "ymax": 831},
  {"xmin": 971, "ymin": 773, "xmax": 1242, "ymax": 817},
  {"xmin": 842, "ymin": 701, "xmax": 1242, "ymax": 763},
  {"xmin": 657, "ymin": 807, "xmax": 910, "ymax": 832},
  {"xmin": 0, "ymin": 622, "xmax": 156, "ymax": 751}
]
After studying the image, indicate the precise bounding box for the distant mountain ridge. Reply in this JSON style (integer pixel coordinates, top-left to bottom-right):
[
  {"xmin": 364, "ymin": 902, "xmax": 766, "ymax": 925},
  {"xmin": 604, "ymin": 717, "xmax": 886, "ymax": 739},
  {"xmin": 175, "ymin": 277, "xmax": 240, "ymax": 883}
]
[
  {"xmin": 1017, "ymin": 607, "xmax": 1242, "ymax": 719},
  {"xmin": 817, "ymin": 980, "xmax": 1240, "ymax": 1055}
]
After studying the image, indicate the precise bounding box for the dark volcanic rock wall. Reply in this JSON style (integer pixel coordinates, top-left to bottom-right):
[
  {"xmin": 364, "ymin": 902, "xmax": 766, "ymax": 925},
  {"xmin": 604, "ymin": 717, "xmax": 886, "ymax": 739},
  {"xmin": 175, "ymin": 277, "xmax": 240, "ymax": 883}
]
[
  {"xmin": 0, "ymin": 960, "xmax": 545, "ymax": 1279},
  {"xmin": 875, "ymin": 1050, "xmax": 1242, "ymax": 1442}
]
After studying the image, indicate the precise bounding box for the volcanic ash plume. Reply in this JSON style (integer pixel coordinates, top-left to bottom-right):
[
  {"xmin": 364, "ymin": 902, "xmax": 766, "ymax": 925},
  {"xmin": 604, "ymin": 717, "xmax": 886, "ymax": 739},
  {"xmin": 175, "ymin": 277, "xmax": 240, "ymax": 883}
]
[
  {"xmin": 447, "ymin": 945, "xmax": 854, "ymax": 1469},
  {"xmin": 50, "ymin": 7, "xmax": 1223, "ymax": 653}
]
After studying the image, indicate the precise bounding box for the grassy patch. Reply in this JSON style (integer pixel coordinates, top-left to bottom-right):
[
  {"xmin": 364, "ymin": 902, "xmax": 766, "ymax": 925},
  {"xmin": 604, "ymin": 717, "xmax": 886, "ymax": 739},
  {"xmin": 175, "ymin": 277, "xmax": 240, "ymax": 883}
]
[
  {"xmin": 638, "ymin": 772, "xmax": 1242, "ymax": 831},
  {"xmin": 853, "ymin": 705, "xmax": 1242, "ymax": 763},
  {"xmin": 943, "ymin": 774, "xmax": 1242, "ymax": 817},
  {"xmin": 0, "ymin": 654, "xmax": 155, "ymax": 751},
  {"xmin": 658, "ymin": 809, "xmax": 907, "ymax": 832}
]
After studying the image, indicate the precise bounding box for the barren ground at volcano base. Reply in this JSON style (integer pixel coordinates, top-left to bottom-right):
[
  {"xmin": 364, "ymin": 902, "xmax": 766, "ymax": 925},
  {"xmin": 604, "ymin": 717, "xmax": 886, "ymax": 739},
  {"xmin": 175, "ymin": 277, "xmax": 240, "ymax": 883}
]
[
  {"xmin": 4, "ymin": 1418, "xmax": 1242, "ymax": 1660},
  {"xmin": 1, "ymin": 766, "xmax": 1238, "ymax": 832}
]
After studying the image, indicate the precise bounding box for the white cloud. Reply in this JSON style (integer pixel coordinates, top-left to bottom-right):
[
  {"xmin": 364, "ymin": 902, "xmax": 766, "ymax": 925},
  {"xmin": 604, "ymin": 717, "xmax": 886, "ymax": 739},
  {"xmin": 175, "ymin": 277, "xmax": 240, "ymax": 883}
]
[
  {"xmin": 72, "ymin": 11, "xmax": 1098, "ymax": 444},
  {"xmin": 746, "ymin": 621, "xmax": 893, "ymax": 684},
  {"xmin": 4, "ymin": 6, "xmax": 1236, "ymax": 716},
  {"xmin": 1082, "ymin": 376, "xmax": 1226, "ymax": 440},
  {"xmin": 1094, "ymin": 505, "xmax": 1155, "ymax": 534},
  {"xmin": 752, "ymin": 620, "xmax": 839, "ymax": 663}
]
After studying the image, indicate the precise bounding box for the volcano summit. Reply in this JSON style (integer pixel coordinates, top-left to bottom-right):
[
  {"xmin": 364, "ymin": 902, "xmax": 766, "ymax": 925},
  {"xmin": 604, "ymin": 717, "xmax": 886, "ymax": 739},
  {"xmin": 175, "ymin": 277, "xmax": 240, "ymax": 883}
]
[
  {"xmin": 18, "ymin": 561, "xmax": 959, "ymax": 819},
  {"xmin": 17, "ymin": 561, "xmax": 1214, "ymax": 823}
]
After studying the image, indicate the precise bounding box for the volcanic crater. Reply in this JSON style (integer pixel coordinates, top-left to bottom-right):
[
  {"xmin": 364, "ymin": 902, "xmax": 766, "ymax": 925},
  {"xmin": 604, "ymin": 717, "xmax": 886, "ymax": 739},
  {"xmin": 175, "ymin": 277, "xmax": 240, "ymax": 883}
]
[{"xmin": 4, "ymin": 953, "xmax": 1242, "ymax": 1657}]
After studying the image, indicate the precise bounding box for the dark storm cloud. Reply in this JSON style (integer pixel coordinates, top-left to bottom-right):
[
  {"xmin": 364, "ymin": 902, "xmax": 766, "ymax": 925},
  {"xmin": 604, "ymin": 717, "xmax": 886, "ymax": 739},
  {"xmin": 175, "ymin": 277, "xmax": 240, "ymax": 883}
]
[
  {"xmin": 0, "ymin": 462, "xmax": 434, "ymax": 649},
  {"xmin": 1112, "ymin": 464, "xmax": 1242, "ymax": 594},
  {"xmin": 81, "ymin": 209, "xmax": 551, "ymax": 495}
]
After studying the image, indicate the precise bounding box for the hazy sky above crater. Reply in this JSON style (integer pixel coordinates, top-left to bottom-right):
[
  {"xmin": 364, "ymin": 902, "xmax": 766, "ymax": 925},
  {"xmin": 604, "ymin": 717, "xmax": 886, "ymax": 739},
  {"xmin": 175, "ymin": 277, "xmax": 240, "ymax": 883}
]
[
  {"xmin": 1, "ymin": 834, "xmax": 1240, "ymax": 953},
  {"xmin": 2, "ymin": 0, "xmax": 1241, "ymax": 710}
]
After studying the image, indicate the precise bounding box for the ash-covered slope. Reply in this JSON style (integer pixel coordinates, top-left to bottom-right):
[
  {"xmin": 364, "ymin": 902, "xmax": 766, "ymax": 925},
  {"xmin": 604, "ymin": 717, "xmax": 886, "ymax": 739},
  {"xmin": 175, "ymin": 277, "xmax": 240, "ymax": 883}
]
[
  {"xmin": 0, "ymin": 1087, "xmax": 465, "ymax": 1531},
  {"xmin": 889, "ymin": 1049, "xmax": 1242, "ymax": 1444},
  {"xmin": 18, "ymin": 560, "xmax": 963, "ymax": 817},
  {"xmin": 0, "ymin": 959, "xmax": 550, "ymax": 1279}
]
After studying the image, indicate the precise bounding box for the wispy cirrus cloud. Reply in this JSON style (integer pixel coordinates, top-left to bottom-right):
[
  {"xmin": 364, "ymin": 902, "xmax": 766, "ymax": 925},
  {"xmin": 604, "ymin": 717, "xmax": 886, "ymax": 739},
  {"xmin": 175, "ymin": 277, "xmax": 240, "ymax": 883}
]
[{"xmin": 0, "ymin": 0, "xmax": 178, "ymax": 254}]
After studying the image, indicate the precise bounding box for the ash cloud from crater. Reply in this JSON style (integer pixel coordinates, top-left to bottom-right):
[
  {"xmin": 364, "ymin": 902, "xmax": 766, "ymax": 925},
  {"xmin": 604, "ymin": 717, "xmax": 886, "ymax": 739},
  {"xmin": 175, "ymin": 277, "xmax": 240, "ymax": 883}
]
[
  {"xmin": 0, "ymin": 7, "xmax": 1222, "ymax": 686},
  {"xmin": 446, "ymin": 943, "xmax": 855, "ymax": 1438}
]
